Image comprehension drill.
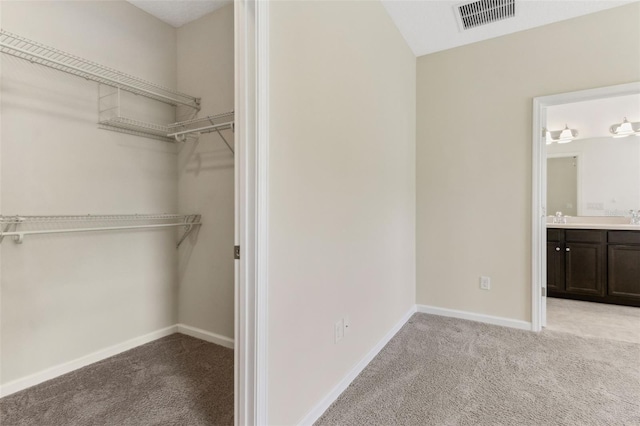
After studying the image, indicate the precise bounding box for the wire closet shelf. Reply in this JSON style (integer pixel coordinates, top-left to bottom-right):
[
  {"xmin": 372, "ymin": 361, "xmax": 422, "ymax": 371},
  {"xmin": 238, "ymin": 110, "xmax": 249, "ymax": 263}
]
[
  {"xmin": 0, "ymin": 214, "xmax": 201, "ymax": 248},
  {"xmin": 0, "ymin": 29, "xmax": 201, "ymax": 110},
  {"xmin": 0, "ymin": 29, "xmax": 235, "ymax": 146},
  {"xmin": 168, "ymin": 111, "xmax": 235, "ymax": 152}
]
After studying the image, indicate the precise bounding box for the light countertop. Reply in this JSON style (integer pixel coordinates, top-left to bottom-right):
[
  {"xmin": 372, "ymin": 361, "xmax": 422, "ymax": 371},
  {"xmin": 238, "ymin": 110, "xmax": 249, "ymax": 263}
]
[
  {"xmin": 546, "ymin": 216, "xmax": 640, "ymax": 230},
  {"xmin": 547, "ymin": 223, "xmax": 640, "ymax": 230}
]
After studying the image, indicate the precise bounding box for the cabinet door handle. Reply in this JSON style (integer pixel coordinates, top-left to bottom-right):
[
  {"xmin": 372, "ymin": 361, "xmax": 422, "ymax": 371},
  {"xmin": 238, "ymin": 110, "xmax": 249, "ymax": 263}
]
[
  {"xmin": 566, "ymin": 247, "xmax": 571, "ymax": 252},
  {"xmin": 555, "ymin": 247, "xmax": 560, "ymax": 251}
]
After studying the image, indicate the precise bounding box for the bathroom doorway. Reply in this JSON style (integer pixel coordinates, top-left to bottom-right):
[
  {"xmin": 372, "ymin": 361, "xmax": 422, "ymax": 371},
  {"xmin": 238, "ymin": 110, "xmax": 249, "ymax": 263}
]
[{"xmin": 531, "ymin": 81, "xmax": 640, "ymax": 332}]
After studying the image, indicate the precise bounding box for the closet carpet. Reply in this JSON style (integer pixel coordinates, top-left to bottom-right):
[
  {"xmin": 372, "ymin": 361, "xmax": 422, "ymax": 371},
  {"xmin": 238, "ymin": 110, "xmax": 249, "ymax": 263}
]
[
  {"xmin": 0, "ymin": 334, "xmax": 233, "ymax": 426},
  {"xmin": 315, "ymin": 313, "xmax": 640, "ymax": 426}
]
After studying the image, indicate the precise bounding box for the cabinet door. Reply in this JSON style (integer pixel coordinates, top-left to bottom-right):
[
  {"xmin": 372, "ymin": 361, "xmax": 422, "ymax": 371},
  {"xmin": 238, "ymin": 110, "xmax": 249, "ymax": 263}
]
[
  {"xmin": 608, "ymin": 245, "xmax": 640, "ymax": 299},
  {"xmin": 547, "ymin": 242, "xmax": 565, "ymax": 292},
  {"xmin": 565, "ymin": 243, "xmax": 605, "ymax": 296}
]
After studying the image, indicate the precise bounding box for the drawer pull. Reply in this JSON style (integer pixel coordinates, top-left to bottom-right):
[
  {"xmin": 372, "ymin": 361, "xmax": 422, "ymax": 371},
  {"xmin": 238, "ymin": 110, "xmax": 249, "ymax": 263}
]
[
  {"xmin": 566, "ymin": 247, "xmax": 571, "ymax": 252},
  {"xmin": 555, "ymin": 247, "xmax": 560, "ymax": 251}
]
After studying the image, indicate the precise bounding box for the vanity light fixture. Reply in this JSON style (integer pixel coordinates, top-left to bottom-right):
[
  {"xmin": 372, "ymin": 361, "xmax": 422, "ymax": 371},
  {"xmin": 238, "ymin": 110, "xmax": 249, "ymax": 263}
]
[
  {"xmin": 545, "ymin": 124, "xmax": 578, "ymax": 144},
  {"xmin": 609, "ymin": 117, "xmax": 640, "ymax": 138}
]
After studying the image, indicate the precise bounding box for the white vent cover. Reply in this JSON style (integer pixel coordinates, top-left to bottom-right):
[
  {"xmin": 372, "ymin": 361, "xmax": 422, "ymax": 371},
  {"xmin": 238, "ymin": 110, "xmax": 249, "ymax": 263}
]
[{"xmin": 455, "ymin": 0, "xmax": 516, "ymax": 31}]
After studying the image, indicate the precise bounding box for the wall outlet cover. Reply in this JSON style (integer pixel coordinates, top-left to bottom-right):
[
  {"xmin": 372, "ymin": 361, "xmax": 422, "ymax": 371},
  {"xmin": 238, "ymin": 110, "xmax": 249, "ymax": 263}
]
[
  {"xmin": 480, "ymin": 276, "xmax": 491, "ymax": 290},
  {"xmin": 335, "ymin": 319, "xmax": 344, "ymax": 343}
]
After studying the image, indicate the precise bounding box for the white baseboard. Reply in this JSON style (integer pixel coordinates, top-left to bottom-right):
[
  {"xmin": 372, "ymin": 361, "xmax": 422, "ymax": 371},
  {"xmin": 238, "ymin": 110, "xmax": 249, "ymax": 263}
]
[
  {"xmin": 416, "ymin": 304, "xmax": 532, "ymax": 331},
  {"xmin": 176, "ymin": 324, "xmax": 234, "ymax": 349},
  {"xmin": 0, "ymin": 325, "xmax": 178, "ymax": 398},
  {"xmin": 0, "ymin": 323, "xmax": 235, "ymax": 399},
  {"xmin": 297, "ymin": 305, "xmax": 417, "ymax": 426}
]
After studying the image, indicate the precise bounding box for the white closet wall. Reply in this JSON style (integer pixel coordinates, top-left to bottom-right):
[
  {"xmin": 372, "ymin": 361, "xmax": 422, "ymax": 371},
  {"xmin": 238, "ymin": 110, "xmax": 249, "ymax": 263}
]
[
  {"xmin": 176, "ymin": 5, "xmax": 235, "ymax": 340},
  {"xmin": 0, "ymin": 1, "xmax": 221, "ymax": 388}
]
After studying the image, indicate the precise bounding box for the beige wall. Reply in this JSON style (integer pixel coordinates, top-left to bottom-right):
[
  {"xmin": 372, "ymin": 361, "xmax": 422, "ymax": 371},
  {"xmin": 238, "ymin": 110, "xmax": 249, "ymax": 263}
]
[
  {"xmin": 268, "ymin": 1, "xmax": 416, "ymax": 424},
  {"xmin": 416, "ymin": 3, "xmax": 640, "ymax": 322},
  {"xmin": 1, "ymin": 1, "xmax": 178, "ymax": 383},
  {"xmin": 176, "ymin": 5, "xmax": 234, "ymax": 339}
]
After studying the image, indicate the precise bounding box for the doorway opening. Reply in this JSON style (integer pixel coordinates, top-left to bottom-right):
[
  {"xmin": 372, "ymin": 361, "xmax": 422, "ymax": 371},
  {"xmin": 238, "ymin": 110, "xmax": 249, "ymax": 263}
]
[{"xmin": 531, "ymin": 82, "xmax": 640, "ymax": 336}]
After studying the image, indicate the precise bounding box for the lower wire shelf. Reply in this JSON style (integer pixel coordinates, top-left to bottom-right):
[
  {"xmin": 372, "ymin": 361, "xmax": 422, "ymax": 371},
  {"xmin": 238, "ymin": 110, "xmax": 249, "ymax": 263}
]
[
  {"xmin": 0, "ymin": 214, "xmax": 201, "ymax": 248},
  {"xmin": 98, "ymin": 111, "xmax": 235, "ymax": 148},
  {"xmin": 99, "ymin": 116, "xmax": 174, "ymax": 143}
]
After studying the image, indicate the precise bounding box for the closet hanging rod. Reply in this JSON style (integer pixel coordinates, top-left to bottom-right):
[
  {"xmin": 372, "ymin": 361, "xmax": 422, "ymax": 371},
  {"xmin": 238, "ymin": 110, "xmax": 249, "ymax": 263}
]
[
  {"xmin": 0, "ymin": 29, "xmax": 201, "ymax": 110},
  {"xmin": 0, "ymin": 214, "xmax": 201, "ymax": 248},
  {"xmin": 0, "ymin": 214, "xmax": 195, "ymax": 223}
]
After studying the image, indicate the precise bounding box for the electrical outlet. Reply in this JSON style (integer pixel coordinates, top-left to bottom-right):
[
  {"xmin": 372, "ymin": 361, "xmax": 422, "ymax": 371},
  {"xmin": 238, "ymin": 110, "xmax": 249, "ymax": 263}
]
[
  {"xmin": 335, "ymin": 319, "xmax": 344, "ymax": 343},
  {"xmin": 480, "ymin": 276, "xmax": 491, "ymax": 290}
]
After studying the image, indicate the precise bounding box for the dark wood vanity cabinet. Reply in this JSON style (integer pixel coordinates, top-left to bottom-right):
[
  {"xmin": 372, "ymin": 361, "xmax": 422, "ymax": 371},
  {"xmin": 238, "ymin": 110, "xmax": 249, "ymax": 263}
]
[
  {"xmin": 547, "ymin": 229, "xmax": 565, "ymax": 292},
  {"xmin": 607, "ymin": 231, "xmax": 640, "ymax": 301},
  {"xmin": 564, "ymin": 230, "xmax": 606, "ymax": 296},
  {"xmin": 548, "ymin": 229, "xmax": 639, "ymax": 307}
]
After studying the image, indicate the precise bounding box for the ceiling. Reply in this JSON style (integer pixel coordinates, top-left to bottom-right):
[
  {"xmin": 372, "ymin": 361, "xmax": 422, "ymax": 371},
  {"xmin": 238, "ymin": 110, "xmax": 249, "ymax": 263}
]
[
  {"xmin": 547, "ymin": 94, "xmax": 640, "ymax": 140},
  {"xmin": 127, "ymin": 0, "xmax": 231, "ymax": 28},
  {"xmin": 126, "ymin": 0, "xmax": 636, "ymax": 56},
  {"xmin": 381, "ymin": 0, "xmax": 635, "ymax": 56}
]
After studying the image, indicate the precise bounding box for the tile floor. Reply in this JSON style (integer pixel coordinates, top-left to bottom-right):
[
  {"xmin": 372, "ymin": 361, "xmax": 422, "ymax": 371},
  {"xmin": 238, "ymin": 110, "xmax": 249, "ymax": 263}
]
[{"xmin": 546, "ymin": 297, "xmax": 640, "ymax": 343}]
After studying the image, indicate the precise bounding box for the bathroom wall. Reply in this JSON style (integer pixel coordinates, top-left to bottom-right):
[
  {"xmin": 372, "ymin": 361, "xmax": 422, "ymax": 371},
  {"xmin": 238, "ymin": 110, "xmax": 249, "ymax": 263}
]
[{"xmin": 1, "ymin": 1, "xmax": 179, "ymax": 386}]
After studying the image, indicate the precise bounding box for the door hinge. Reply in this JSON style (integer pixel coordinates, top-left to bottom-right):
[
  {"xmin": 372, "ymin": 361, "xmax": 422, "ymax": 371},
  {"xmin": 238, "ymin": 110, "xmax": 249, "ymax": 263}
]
[
  {"xmin": 542, "ymin": 287, "xmax": 546, "ymax": 297},
  {"xmin": 234, "ymin": 245, "xmax": 240, "ymax": 260}
]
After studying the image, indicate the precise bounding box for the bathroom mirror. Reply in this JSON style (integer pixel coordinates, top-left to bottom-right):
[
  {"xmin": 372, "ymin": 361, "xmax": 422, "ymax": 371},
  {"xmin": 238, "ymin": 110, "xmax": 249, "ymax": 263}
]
[
  {"xmin": 547, "ymin": 155, "xmax": 577, "ymax": 216},
  {"xmin": 546, "ymin": 94, "xmax": 640, "ymax": 217}
]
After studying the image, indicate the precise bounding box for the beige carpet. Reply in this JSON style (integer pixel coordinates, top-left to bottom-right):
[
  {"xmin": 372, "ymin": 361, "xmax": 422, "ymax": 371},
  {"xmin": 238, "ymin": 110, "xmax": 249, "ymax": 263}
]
[
  {"xmin": 546, "ymin": 297, "xmax": 640, "ymax": 344},
  {"xmin": 0, "ymin": 334, "xmax": 234, "ymax": 426},
  {"xmin": 316, "ymin": 313, "xmax": 640, "ymax": 426}
]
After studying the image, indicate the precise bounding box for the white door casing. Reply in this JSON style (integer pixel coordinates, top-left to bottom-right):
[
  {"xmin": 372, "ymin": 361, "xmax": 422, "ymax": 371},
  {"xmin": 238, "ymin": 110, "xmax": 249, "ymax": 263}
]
[
  {"xmin": 531, "ymin": 82, "xmax": 640, "ymax": 332},
  {"xmin": 235, "ymin": 1, "xmax": 269, "ymax": 425}
]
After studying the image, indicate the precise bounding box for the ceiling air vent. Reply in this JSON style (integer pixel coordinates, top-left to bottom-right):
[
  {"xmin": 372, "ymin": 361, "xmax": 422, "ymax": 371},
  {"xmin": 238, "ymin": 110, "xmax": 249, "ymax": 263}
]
[{"xmin": 455, "ymin": 0, "xmax": 516, "ymax": 31}]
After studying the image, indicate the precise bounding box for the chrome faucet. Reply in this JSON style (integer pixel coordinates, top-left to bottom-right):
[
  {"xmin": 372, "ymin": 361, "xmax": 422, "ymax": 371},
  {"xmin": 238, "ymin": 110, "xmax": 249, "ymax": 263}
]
[
  {"xmin": 553, "ymin": 211, "xmax": 567, "ymax": 224},
  {"xmin": 631, "ymin": 210, "xmax": 640, "ymax": 225}
]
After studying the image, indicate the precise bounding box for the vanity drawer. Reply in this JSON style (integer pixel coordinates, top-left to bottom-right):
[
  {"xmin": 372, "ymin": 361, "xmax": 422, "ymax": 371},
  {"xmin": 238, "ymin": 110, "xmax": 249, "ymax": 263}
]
[
  {"xmin": 547, "ymin": 229, "xmax": 563, "ymax": 242},
  {"xmin": 608, "ymin": 231, "xmax": 640, "ymax": 245},
  {"xmin": 565, "ymin": 230, "xmax": 606, "ymax": 243}
]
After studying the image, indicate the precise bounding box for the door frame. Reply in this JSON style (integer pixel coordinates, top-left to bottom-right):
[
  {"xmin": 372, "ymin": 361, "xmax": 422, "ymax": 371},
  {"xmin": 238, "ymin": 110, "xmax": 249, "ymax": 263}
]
[
  {"xmin": 235, "ymin": 1, "xmax": 270, "ymax": 424},
  {"xmin": 531, "ymin": 81, "xmax": 640, "ymax": 332}
]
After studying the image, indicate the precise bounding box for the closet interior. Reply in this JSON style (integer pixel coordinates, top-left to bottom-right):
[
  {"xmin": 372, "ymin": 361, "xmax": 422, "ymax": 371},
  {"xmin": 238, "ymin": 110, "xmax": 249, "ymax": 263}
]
[{"xmin": 0, "ymin": 1, "xmax": 235, "ymax": 423}]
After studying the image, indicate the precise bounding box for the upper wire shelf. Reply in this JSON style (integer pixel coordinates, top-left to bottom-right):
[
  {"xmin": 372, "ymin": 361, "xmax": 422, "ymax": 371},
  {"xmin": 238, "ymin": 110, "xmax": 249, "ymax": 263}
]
[{"xmin": 0, "ymin": 29, "xmax": 201, "ymax": 110}]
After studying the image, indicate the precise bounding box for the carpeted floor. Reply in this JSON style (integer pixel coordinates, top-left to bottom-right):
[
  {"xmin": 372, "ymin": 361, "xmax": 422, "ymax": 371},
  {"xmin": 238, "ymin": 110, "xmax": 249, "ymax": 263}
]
[
  {"xmin": 0, "ymin": 334, "xmax": 234, "ymax": 426},
  {"xmin": 315, "ymin": 313, "xmax": 640, "ymax": 426}
]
